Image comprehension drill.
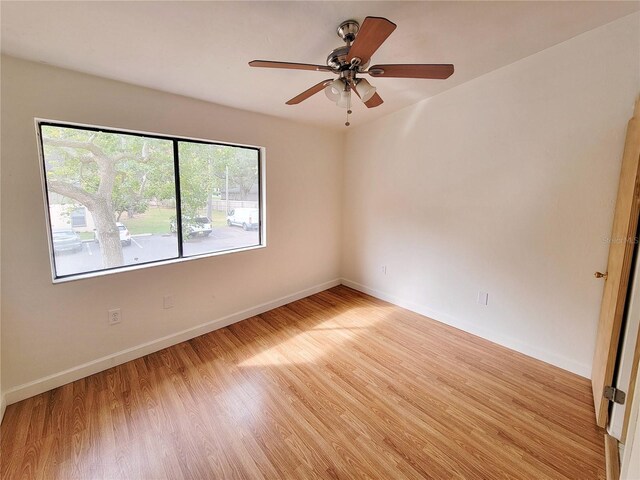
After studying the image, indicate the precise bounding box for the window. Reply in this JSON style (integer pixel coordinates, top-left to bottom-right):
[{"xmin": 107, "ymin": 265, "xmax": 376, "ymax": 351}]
[{"xmin": 38, "ymin": 121, "xmax": 263, "ymax": 281}]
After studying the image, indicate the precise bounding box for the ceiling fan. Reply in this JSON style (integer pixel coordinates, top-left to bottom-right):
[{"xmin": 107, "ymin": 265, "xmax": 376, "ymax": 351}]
[{"xmin": 249, "ymin": 16, "xmax": 454, "ymax": 126}]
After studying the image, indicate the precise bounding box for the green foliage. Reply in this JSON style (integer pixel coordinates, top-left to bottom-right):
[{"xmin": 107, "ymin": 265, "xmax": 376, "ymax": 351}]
[
  {"xmin": 209, "ymin": 145, "xmax": 259, "ymax": 200},
  {"xmin": 41, "ymin": 126, "xmax": 259, "ymax": 232},
  {"xmin": 178, "ymin": 142, "xmax": 216, "ymax": 218},
  {"xmin": 42, "ymin": 126, "xmax": 100, "ymax": 194},
  {"xmin": 177, "ymin": 142, "xmax": 258, "ymax": 215},
  {"xmin": 42, "ymin": 125, "xmax": 175, "ymax": 217}
]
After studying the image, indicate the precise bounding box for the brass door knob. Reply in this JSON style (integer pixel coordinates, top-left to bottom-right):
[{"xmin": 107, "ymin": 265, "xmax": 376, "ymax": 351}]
[{"xmin": 594, "ymin": 271, "xmax": 608, "ymax": 279}]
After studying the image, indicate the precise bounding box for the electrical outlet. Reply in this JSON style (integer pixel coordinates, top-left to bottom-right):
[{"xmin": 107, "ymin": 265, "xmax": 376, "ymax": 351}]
[
  {"xmin": 108, "ymin": 308, "xmax": 121, "ymax": 325},
  {"xmin": 381, "ymin": 265, "xmax": 387, "ymax": 275},
  {"xmin": 163, "ymin": 295, "xmax": 174, "ymax": 309},
  {"xmin": 477, "ymin": 292, "xmax": 489, "ymax": 306}
]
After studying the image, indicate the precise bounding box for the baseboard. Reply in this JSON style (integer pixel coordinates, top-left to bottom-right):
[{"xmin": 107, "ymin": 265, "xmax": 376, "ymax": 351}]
[
  {"xmin": 3, "ymin": 278, "xmax": 341, "ymax": 406},
  {"xmin": 341, "ymin": 278, "xmax": 591, "ymax": 378}
]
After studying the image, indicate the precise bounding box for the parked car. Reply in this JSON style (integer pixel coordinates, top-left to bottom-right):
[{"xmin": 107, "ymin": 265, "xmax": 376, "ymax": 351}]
[
  {"xmin": 117, "ymin": 223, "xmax": 132, "ymax": 246},
  {"xmin": 52, "ymin": 228, "xmax": 83, "ymax": 254},
  {"xmin": 227, "ymin": 208, "xmax": 259, "ymax": 231},
  {"xmin": 93, "ymin": 222, "xmax": 131, "ymax": 246},
  {"xmin": 170, "ymin": 216, "xmax": 212, "ymax": 238}
]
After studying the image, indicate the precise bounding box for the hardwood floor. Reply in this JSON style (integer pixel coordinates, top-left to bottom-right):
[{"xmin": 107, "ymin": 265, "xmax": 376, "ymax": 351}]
[{"xmin": 1, "ymin": 286, "xmax": 605, "ymax": 479}]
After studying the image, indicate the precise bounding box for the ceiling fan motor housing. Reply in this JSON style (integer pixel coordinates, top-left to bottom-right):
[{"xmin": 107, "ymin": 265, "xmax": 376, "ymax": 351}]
[
  {"xmin": 326, "ymin": 46, "xmax": 370, "ymax": 71},
  {"xmin": 328, "ymin": 19, "xmax": 371, "ymax": 71},
  {"xmin": 336, "ymin": 20, "xmax": 359, "ymax": 43},
  {"xmin": 326, "ymin": 46, "xmax": 351, "ymax": 70}
]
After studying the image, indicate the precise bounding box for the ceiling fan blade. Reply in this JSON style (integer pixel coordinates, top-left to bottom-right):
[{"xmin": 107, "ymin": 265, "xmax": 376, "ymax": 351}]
[
  {"xmin": 351, "ymin": 82, "xmax": 384, "ymax": 108},
  {"xmin": 286, "ymin": 79, "xmax": 334, "ymax": 105},
  {"xmin": 249, "ymin": 60, "xmax": 333, "ymax": 72},
  {"xmin": 362, "ymin": 92, "xmax": 383, "ymax": 108},
  {"xmin": 347, "ymin": 17, "xmax": 396, "ymax": 66},
  {"xmin": 367, "ymin": 64, "xmax": 454, "ymax": 79}
]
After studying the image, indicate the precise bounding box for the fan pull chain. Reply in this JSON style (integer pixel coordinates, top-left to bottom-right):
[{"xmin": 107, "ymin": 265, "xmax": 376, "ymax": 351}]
[{"xmin": 345, "ymin": 92, "xmax": 352, "ymax": 127}]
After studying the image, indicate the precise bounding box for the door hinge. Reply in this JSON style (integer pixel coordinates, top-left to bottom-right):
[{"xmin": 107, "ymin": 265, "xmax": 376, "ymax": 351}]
[{"xmin": 604, "ymin": 386, "xmax": 626, "ymax": 405}]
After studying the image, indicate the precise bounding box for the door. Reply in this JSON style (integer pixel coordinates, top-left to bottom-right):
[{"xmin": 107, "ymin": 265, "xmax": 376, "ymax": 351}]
[{"xmin": 592, "ymin": 99, "xmax": 640, "ymax": 428}]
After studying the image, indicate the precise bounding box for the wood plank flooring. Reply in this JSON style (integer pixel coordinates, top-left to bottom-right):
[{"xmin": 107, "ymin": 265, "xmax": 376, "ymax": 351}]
[{"xmin": 1, "ymin": 286, "xmax": 605, "ymax": 479}]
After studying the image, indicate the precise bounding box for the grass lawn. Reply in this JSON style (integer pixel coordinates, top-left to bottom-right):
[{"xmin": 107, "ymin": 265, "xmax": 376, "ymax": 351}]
[
  {"xmin": 210, "ymin": 210, "xmax": 227, "ymax": 227},
  {"xmin": 122, "ymin": 207, "xmax": 174, "ymax": 235},
  {"xmin": 121, "ymin": 208, "xmax": 228, "ymax": 234}
]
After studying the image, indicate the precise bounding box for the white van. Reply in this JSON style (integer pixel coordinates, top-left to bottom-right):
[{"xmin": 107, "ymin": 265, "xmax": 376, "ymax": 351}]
[{"xmin": 227, "ymin": 208, "xmax": 259, "ymax": 231}]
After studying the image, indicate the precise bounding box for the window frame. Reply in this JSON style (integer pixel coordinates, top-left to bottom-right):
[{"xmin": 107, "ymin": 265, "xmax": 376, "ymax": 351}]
[{"xmin": 36, "ymin": 118, "xmax": 266, "ymax": 283}]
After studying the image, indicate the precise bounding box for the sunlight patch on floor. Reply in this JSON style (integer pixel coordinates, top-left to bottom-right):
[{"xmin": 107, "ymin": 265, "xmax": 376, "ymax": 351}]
[{"xmin": 238, "ymin": 306, "xmax": 388, "ymax": 367}]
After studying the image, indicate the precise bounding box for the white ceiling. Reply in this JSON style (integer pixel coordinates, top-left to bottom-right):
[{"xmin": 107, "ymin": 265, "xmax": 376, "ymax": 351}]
[{"xmin": 2, "ymin": 1, "xmax": 639, "ymax": 131}]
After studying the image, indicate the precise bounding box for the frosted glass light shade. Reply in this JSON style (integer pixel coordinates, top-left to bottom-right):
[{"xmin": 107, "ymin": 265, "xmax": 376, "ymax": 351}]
[
  {"xmin": 336, "ymin": 90, "xmax": 351, "ymax": 109},
  {"xmin": 324, "ymin": 79, "xmax": 343, "ymax": 102},
  {"xmin": 357, "ymin": 79, "xmax": 376, "ymax": 102}
]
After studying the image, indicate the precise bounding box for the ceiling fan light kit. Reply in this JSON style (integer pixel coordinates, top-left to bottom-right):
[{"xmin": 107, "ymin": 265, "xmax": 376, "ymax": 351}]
[
  {"xmin": 324, "ymin": 78, "xmax": 345, "ymax": 102},
  {"xmin": 249, "ymin": 16, "xmax": 454, "ymax": 127},
  {"xmin": 355, "ymin": 78, "xmax": 377, "ymax": 102},
  {"xmin": 337, "ymin": 89, "xmax": 351, "ymax": 109}
]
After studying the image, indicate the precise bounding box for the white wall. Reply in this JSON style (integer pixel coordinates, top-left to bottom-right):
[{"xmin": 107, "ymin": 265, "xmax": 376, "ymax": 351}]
[
  {"xmin": 0, "ymin": 55, "xmax": 343, "ymax": 403},
  {"xmin": 342, "ymin": 13, "xmax": 640, "ymax": 377},
  {"xmin": 0, "ymin": 102, "xmax": 3, "ymax": 418},
  {"xmin": 2, "ymin": 13, "xmax": 638, "ymax": 412}
]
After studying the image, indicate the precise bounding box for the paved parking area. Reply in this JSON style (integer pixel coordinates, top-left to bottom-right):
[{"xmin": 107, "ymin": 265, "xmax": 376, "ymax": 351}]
[{"xmin": 54, "ymin": 227, "xmax": 259, "ymax": 277}]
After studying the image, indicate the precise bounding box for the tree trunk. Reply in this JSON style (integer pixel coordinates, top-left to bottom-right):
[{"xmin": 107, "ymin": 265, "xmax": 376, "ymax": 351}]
[
  {"xmin": 45, "ymin": 136, "xmax": 129, "ymax": 269},
  {"xmin": 207, "ymin": 194, "xmax": 213, "ymax": 220},
  {"xmin": 240, "ymin": 184, "xmax": 252, "ymax": 201},
  {"xmin": 93, "ymin": 199, "xmax": 123, "ymax": 268}
]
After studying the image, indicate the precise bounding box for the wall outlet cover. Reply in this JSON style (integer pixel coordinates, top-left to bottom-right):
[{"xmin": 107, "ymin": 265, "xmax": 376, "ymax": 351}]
[
  {"xmin": 478, "ymin": 292, "xmax": 489, "ymax": 306},
  {"xmin": 108, "ymin": 308, "xmax": 121, "ymax": 325}
]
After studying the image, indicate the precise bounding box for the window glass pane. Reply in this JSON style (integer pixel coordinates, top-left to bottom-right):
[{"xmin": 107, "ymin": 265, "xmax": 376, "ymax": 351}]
[
  {"xmin": 178, "ymin": 142, "xmax": 260, "ymax": 257},
  {"xmin": 41, "ymin": 125, "xmax": 178, "ymax": 277}
]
